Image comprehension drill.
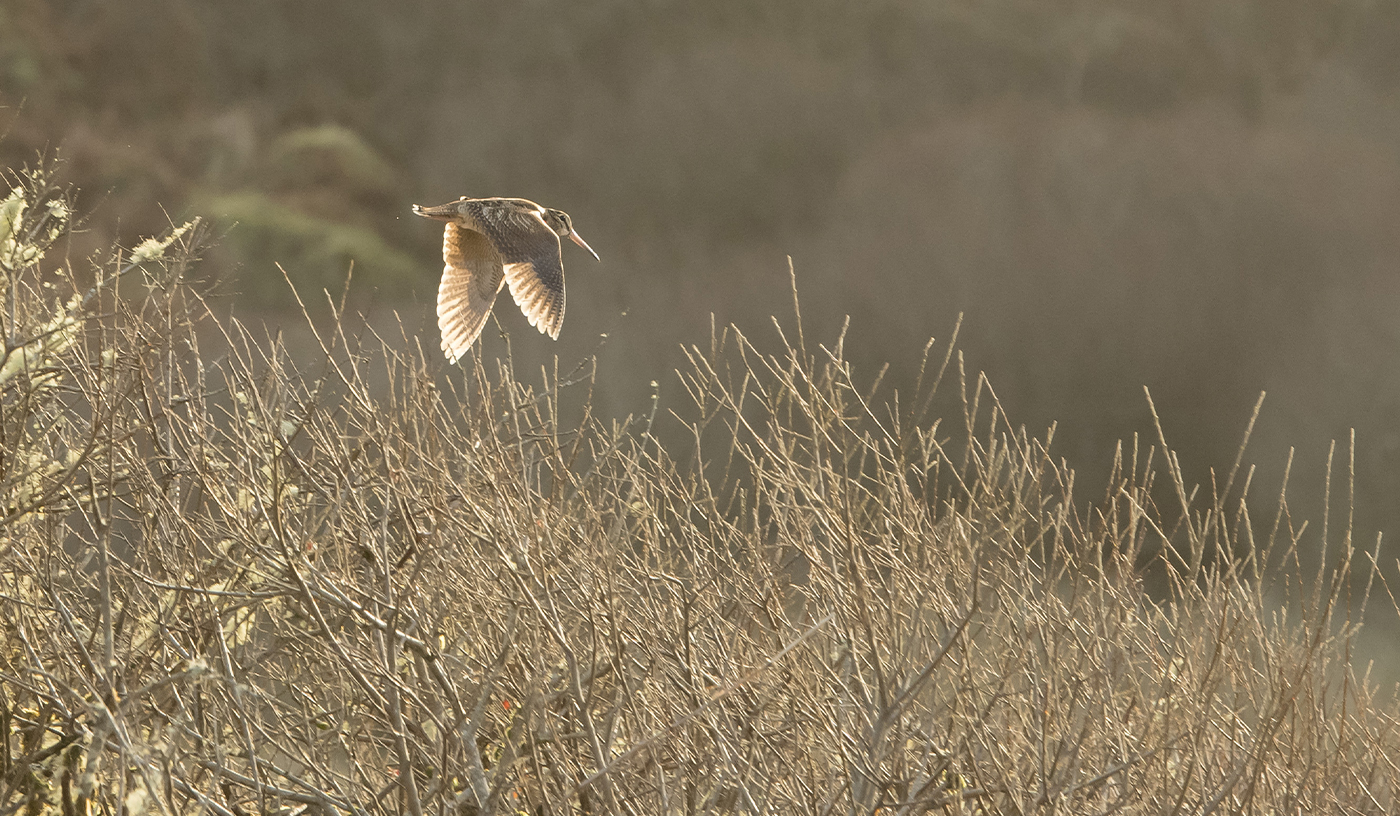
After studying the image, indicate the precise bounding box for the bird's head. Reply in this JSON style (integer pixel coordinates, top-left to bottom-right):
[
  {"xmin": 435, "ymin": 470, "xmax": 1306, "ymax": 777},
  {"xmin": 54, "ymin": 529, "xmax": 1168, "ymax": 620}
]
[{"xmin": 543, "ymin": 209, "xmax": 600, "ymax": 261}]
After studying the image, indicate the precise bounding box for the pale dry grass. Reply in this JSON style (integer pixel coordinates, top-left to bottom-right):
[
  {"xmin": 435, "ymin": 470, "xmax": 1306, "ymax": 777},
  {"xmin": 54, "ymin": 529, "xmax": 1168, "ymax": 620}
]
[{"xmin": 1, "ymin": 166, "xmax": 1397, "ymax": 816}]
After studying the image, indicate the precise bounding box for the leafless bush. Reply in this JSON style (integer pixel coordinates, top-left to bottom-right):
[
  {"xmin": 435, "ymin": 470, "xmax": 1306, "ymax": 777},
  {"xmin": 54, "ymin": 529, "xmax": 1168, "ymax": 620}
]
[{"xmin": 1, "ymin": 165, "xmax": 1396, "ymax": 816}]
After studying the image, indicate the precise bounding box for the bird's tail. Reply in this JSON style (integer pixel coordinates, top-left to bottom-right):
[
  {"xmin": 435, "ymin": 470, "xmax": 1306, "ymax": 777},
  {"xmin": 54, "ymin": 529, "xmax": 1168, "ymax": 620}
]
[{"xmin": 412, "ymin": 203, "xmax": 458, "ymax": 220}]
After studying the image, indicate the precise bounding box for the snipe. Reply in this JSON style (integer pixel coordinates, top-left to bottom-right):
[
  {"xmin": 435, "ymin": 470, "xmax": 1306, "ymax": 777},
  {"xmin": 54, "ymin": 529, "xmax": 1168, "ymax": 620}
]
[{"xmin": 412, "ymin": 196, "xmax": 599, "ymax": 363}]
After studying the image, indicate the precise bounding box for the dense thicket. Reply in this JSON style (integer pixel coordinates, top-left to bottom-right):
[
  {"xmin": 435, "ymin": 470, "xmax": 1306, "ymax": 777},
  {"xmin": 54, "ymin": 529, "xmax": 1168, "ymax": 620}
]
[{"xmin": 1, "ymin": 163, "xmax": 1396, "ymax": 815}]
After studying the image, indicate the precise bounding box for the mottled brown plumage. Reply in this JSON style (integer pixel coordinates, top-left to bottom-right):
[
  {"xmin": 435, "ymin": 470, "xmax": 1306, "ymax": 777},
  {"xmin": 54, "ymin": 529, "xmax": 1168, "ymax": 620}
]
[{"xmin": 412, "ymin": 197, "xmax": 599, "ymax": 362}]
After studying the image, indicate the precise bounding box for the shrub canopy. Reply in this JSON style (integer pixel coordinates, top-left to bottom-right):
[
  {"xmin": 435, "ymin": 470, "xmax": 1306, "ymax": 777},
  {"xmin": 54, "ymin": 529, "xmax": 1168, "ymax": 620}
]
[{"xmin": 0, "ymin": 165, "xmax": 1396, "ymax": 816}]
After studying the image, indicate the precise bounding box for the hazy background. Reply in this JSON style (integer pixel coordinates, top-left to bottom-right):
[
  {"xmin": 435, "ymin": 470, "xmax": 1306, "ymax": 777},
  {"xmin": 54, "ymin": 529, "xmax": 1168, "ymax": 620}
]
[{"xmin": 5, "ymin": 0, "xmax": 1400, "ymax": 558}]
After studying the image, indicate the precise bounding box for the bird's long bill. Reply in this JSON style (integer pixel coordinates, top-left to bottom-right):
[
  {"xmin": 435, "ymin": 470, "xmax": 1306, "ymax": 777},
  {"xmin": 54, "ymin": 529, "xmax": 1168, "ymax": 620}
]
[{"xmin": 569, "ymin": 230, "xmax": 600, "ymax": 261}]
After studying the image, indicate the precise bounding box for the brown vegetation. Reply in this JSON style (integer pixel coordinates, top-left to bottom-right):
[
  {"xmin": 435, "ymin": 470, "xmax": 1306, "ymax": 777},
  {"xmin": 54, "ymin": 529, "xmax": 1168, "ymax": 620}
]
[
  {"xmin": 5, "ymin": 1, "xmax": 1400, "ymax": 552},
  {"xmin": 2, "ymin": 162, "xmax": 1397, "ymax": 815}
]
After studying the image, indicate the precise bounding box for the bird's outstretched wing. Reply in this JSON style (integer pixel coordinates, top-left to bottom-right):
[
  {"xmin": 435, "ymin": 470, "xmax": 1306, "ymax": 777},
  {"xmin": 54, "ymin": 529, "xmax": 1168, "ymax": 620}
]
[
  {"xmin": 437, "ymin": 222, "xmax": 505, "ymax": 363},
  {"xmin": 466, "ymin": 203, "xmax": 566, "ymax": 339}
]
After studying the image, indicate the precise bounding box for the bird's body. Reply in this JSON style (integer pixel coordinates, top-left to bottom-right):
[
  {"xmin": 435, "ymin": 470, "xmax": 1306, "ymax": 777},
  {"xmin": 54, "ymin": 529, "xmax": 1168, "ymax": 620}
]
[{"xmin": 412, "ymin": 197, "xmax": 598, "ymax": 362}]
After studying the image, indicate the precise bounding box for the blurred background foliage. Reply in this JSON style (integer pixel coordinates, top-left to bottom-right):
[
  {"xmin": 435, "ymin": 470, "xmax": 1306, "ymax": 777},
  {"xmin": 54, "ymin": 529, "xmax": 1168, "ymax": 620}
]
[{"xmin": 4, "ymin": 0, "xmax": 1400, "ymax": 547}]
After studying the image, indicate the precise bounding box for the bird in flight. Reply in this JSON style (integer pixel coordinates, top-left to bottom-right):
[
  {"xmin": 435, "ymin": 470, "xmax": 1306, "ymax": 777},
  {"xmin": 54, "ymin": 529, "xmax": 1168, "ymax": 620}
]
[{"xmin": 412, "ymin": 196, "xmax": 599, "ymax": 362}]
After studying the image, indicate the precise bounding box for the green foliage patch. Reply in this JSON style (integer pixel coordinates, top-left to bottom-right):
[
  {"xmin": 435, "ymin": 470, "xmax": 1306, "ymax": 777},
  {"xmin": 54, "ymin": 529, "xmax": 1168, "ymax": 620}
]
[{"xmin": 201, "ymin": 189, "xmax": 422, "ymax": 304}]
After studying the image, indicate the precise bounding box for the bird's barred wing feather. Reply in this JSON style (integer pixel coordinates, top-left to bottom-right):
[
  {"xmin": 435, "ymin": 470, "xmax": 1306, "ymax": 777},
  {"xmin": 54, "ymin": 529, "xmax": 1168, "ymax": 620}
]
[
  {"xmin": 465, "ymin": 203, "xmax": 566, "ymax": 339},
  {"xmin": 437, "ymin": 222, "xmax": 505, "ymax": 363}
]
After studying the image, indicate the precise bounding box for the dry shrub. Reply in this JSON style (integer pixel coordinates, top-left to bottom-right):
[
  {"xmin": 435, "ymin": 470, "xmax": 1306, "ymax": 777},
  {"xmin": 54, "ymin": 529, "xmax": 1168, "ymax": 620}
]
[
  {"xmin": 11, "ymin": 0, "xmax": 1400, "ymax": 545},
  {"xmin": 1, "ymin": 166, "xmax": 1396, "ymax": 816}
]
